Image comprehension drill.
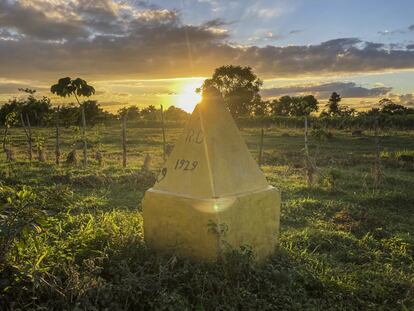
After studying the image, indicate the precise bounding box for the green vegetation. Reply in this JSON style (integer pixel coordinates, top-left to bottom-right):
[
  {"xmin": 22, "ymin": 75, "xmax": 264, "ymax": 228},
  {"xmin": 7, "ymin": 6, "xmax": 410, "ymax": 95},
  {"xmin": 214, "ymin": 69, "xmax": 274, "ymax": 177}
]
[{"xmin": 1, "ymin": 124, "xmax": 413, "ymax": 310}]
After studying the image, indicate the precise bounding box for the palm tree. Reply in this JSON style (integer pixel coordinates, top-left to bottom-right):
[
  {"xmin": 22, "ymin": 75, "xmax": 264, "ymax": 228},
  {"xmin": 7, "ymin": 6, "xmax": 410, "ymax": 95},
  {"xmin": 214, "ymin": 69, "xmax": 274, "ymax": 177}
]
[{"xmin": 51, "ymin": 77, "xmax": 95, "ymax": 166}]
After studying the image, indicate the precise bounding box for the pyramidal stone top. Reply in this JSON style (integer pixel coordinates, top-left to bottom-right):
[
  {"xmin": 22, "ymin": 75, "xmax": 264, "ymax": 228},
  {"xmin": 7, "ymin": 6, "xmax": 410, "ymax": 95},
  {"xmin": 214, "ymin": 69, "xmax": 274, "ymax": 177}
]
[{"xmin": 153, "ymin": 90, "xmax": 269, "ymax": 199}]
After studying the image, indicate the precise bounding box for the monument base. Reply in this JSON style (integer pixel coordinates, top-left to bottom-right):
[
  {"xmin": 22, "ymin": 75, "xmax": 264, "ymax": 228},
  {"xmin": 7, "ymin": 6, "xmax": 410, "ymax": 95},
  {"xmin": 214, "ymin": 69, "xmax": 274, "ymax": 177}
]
[{"xmin": 142, "ymin": 186, "xmax": 280, "ymax": 261}]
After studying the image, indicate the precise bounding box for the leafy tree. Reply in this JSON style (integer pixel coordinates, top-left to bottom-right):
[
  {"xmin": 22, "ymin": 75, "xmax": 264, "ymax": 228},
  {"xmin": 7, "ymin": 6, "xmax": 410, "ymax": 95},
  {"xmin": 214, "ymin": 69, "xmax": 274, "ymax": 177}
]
[
  {"xmin": 294, "ymin": 95, "xmax": 319, "ymax": 116},
  {"xmin": 58, "ymin": 103, "xmax": 80, "ymax": 126},
  {"xmin": 270, "ymin": 95, "xmax": 318, "ymax": 116},
  {"xmin": 117, "ymin": 105, "xmax": 140, "ymax": 120},
  {"xmin": 0, "ymin": 100, "xmax": 21, "ymax": 125},
  {"xmin": 379, "ymin": 98, "xmax": 414, "ymax": 115},
  {"xmin": 326, "ymin": 92, "xmax": 341, "ymax": 116},
  {"xmin": 2, "ymin": 111, "xmax": 17, "ymax": 152},
  {"xmin": 199, "ymin": 65, "xmax": 263, "ymax": 118},
  {"xmin": 0, "ymin": 89, "xmax": 52, "ymax": 126},
  {"xmin": 141, "ymin": 105, "xmax": 158, "ymax": 120},
  {"xmin": 164, "ymin": 106, "xmax": 189, "ymax": 121},
  {"xmin": 51, "ymin": 77, "xmax": 95, "ymax": 100},
  {"xmin": 51, "ymin": 77, "xmax": 95, "ymax": 166},
  {"xmin": 82, "ymin": 100, "xmax": 113, "ymax": 125},
  {"xmin": 321, "ymin": 92, "xmax": 356, "ymax": 117},
  {"xmin": 19, "ymin": 89, "xmax": 52, "ymax": 126},
  {"xmin": 251, "ymin": 100, "xmax": 269, "ymax": 117},
  {"xmin": 270, "ymin": 96, "xmax": 290, "ymax": 116}
]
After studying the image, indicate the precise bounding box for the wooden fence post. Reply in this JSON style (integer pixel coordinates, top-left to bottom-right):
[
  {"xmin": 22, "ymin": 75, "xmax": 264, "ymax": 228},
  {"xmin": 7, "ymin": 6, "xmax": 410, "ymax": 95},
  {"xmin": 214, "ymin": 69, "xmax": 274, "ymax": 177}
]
[
  {"xmin": 81, "ymin": 103, "xmax": 87, "ymax": 166},
  {"xmin": 258, "ymin": 127, "xmax": 264, "ymax": 167},
  {"xmin": 374, "ymin": 115, "xmax": 382, "ymax": 189},
  {"xmin": 304, "ymin": 115, "xmax": 309, "ymax": 158},
  {"xmin": 122, "ymin": 113, "xmax": 127, "ymax": 168},
  {"xmin": 20, "ymin": 113, "xmax": 32, "ymax": 161},
  {"xmin": 55, "ymin": 106, "xmax": 60, "ymax": 165},
  {"xmin": 160, "ymin": 105, "xmax": 167, "ymax": 162},
  {"xmin": 304, "ymin": 115, "xmax": 313, "ymax": 187}
]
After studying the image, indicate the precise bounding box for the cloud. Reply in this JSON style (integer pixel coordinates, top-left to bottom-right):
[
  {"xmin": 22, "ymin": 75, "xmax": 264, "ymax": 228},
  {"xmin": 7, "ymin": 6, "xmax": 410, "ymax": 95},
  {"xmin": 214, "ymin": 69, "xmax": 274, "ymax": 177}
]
[
  {"xmin": 0, "ymin": 79, "xmax": 48, "ymax": 94},
  {"xmin": 202, "ymin": 18, "xmax": 233, "ymax": 28},
  {"xmin": 261, "ymin": 82, "xmax": 392, "ymax": 99},
  {"xmin": 0, "ymin": 0, "xmax": 88, "ymax": 40},
  {"xmin": 378, "ymin": 29, "xmax": 404, "ymax": 36},
  {"xmin": 238, "ymin": 38, "xmax": 414, "ymax": 78},
  {"xmin": 288, "ymin": 29, "xmax": 302, "ymax": 35},
  {"xmin": 378, "ymin": 23, "xmax": 414, "ymax": 36},
  {"xmin": 1, "ymin": 1, "xmax": 414, "ymax": 82},
  {"xmin": 396, "ymin": 93, "xmax": 414, "ymax": 105}
]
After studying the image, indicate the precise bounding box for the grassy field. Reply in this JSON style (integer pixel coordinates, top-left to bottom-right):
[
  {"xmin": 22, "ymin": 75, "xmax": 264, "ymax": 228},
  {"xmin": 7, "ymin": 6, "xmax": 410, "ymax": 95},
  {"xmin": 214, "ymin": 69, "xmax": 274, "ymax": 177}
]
[{"xmin": 1, "ymin": 124, "xmax": 414, "ymax": 310}]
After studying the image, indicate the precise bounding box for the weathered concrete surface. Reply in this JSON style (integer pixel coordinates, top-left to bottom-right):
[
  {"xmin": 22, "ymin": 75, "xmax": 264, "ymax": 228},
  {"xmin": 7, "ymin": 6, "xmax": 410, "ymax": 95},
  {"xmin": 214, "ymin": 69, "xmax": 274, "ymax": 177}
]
[
  {"xmin": 142, "ymin": 90, "xmax": 281, "ymax": 261},
  {"xmin": 143, "ymin": 187, "xmax": 280, "ymax": 261}
]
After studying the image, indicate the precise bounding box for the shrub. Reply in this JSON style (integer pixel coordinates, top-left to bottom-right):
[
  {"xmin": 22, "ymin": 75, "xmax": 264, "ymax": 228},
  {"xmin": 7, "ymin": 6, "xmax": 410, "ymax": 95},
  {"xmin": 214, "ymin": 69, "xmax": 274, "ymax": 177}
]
[
  {"xmin": 311, "ymin": 128, "xmax": 333, "ymax": 141},
  {"xmin": 0, "ymin": 186, "xmax": 47, "ymax": 265}
]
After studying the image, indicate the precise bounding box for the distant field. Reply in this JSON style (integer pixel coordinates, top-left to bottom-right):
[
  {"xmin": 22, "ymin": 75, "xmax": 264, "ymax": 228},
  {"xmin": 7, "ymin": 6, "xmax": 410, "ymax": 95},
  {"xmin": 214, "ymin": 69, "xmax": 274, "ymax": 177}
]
[{"xmin": 1, "ymin": 124, "xmax": 414, "ymax": 310}]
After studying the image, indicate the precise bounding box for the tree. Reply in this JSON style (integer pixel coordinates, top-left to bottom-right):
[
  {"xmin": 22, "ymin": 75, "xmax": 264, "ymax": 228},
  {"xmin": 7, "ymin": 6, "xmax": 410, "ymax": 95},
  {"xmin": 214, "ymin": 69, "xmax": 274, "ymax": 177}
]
[
  {"xmin": 21, "ymin": 91, "xmax": 52, "ymax": 126},
  {"xmin": 379, "ymin": 98, "xmax": 414, "ymax": 115},
  {"xmin": 294, "ymin": 95, "xmax": 319, "ymax": 116},
  {"xmin": 199, "ymin": 65, "xmax": 263, "ymax": 118},
  {"xmin": 270, "ymin": 95, "xmax": 318, "ymax": 116},
  {"xmin": 270, "ymin": 96, "xmax": 290, "ymax": 116},
  {"xmin": 164, "ymin": 106, "xmax": 189, "ymax": 121},
  {"xmin": 141, "ymin": 105, "xmax": 158, "ymax": 120},
  {"xmin": 82, "ymin": 100, "xmax": 112, "ymax": 125},
  {"xmin": 2, "ymin": 112, "xmax": 17, "ymax": 161},
  {"xmin": 117, "ymin": 105, "xmax": 140, "ymax": 120},
  {"xmin": 0, "ymin": 89, "xmax": 52, "ymax": 127},
  {"xmin": 51, "ymin": 77, "xmax": 95, "ymax": 166},
  {"xmin": 58, "ymin": 103, "xmax": 80, "ymax": 126},
  {"xmin": 326, "ymin": 92, "xmax": 341, "ymax": 116},
  {"xmin": 251, "ymin": 100, "xmax": 269, "ymax": 117}
]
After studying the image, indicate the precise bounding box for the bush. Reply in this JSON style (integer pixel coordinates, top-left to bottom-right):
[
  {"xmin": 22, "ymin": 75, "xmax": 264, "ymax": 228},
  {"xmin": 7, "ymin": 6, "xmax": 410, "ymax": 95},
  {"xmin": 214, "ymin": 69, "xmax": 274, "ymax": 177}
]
[
  {"xmin": 0, "ymin": 186, "xmax": 47, "ymax": 265},
  {"xmin": 311, "ymin": 128, "xmax": 333, "ymax": 141}
]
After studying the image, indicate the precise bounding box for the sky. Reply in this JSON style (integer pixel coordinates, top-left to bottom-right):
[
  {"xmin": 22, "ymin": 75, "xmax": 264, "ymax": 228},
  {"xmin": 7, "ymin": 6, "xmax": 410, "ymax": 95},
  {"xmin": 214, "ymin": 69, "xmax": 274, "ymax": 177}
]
[{"xmin": 1, "ymin": 0, "xmax": 414, "ymax": 112}]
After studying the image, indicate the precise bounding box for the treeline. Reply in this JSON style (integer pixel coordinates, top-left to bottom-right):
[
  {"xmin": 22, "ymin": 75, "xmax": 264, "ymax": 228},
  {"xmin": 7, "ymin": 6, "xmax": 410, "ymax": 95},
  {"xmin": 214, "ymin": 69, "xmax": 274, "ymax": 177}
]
[
  {"xmin": 237, "ymin": 94, "xmax": 414, "ymax": 129},
  {"xmin": 198, "ymin": 66, "xmax": 414, "ymax": 118},
  {"xmin": 1, "ymin": 67, "xmax": 414, "ymax": 130},
  {"xmin": 0, "ymin": 89, "xmax": 189, "ymax": 127},
  {"xmin": 197, "ymin": 65, "xmax": 414, "ymax": 129}
]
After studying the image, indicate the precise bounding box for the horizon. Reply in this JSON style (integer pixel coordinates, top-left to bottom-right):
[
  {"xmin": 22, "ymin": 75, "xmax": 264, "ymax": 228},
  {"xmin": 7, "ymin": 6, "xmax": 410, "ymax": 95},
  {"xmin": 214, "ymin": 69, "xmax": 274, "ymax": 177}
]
[{"xmin": 1, "ymin": 0, "xmax": 414, "ymax": 112}]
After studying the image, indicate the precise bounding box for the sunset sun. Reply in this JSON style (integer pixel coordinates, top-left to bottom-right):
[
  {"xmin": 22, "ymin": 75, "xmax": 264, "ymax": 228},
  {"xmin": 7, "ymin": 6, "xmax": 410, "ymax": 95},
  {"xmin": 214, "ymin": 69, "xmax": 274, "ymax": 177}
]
[{"xmin": 175, "ymin": 81, "xmax": 203, "ymax": 112}]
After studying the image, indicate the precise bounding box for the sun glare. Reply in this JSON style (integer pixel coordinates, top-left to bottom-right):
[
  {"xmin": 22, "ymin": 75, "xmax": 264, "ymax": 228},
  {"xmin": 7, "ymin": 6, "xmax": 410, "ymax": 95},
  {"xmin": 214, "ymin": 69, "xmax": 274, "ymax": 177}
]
[{"xmin": 175, "ymin": 81, "xmax": 202, "ymax": 112}]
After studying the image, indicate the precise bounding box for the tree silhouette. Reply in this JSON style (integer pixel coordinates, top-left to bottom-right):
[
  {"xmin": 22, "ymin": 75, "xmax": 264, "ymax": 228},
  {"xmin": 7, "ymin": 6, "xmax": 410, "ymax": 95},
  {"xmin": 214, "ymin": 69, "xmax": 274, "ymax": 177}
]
[
  {"xmin": 326, "ymin": 92, "xmax": 341, "ymax": 116},
  {"xmin": 51, "ymin": 77, "xmax": 95, "ymax": 166},
  {"xmin": 270, "ymin": 95, "xmax": 318, "ymax": 116},
  {"xmin": 379, "ymin": 98, "xmax": 414, "ymax": 115},
  {"xmin": 199, "ymin": 65, "xmax": 263, "ymax": 118}
]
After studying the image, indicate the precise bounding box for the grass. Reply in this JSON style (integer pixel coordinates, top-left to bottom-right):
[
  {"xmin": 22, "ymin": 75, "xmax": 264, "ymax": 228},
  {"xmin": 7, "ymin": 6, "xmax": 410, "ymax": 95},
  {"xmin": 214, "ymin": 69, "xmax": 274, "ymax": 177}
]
[{"xmin": 0, "ymin": 124, "xmax": 413, "ymax": 310}]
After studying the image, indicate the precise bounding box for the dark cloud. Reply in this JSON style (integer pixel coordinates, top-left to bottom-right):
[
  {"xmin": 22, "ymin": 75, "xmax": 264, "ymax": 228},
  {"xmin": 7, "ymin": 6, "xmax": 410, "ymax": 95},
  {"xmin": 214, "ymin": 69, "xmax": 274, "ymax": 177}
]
[
  {"xmin": 407, "ymin": 44, "xmax": 414, "ymax": 50},
  {"xmin": 202, "ymin": 18, "xmax": 234, "ymax": 28},
  {"xmin": 288, "ymin": 29, "xmax": 302, "ymax": 35},
  {"xmin": 0, "ymin": 0, "xmax": 87, "ymax": 40},
  {"xmin": 364, "ymin": 42, "xmax": 385, "ymax": 50},
  {"xmin": 0, "ymin": 1, "xmax": 414, "ymax": 81},
  {"xmin": 239, "ymin": 38, "xmax": 414, "ymax": 78},
  {"xmin": 261, "ymin": 82, "xmax": 392, "ymax": 99},
  {"xmin": 409, "ymin": 24, "xmax": 414, "ymax": 31}
]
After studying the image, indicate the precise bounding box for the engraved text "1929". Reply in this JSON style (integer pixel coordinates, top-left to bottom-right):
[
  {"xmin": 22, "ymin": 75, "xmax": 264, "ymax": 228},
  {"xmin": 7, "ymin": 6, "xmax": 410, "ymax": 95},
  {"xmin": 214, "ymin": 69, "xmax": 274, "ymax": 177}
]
[{"xmin": 174, "ymin": 159, "xmax": 198, "ymax": 171}]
